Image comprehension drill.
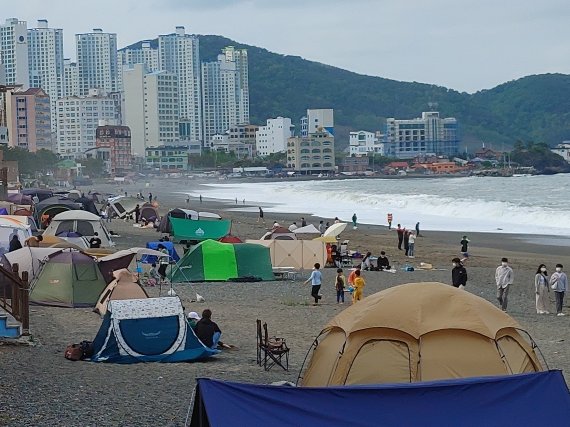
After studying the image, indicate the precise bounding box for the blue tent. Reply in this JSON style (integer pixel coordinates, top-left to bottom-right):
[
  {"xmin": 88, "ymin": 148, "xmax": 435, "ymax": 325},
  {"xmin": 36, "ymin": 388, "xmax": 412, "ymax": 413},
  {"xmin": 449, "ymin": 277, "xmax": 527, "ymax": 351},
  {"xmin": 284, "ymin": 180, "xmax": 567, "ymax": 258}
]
[
  {"xmin": 140, "ymin": 241, "xmax": 180, "ymax": 264},
  {"xmin": 91, "ymin": 297, "xmax": 218, "ymax": 363},
  {"xmin": 190, "ymin": 371, "xmax": 570, "ymax": 427}
]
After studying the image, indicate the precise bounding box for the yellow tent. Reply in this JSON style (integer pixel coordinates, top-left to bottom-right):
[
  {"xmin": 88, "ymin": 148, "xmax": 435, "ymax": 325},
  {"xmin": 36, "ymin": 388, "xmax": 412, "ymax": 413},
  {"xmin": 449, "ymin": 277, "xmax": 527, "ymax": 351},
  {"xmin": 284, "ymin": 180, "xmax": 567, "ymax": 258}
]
[{"xmin": 300, "ymin": 282, "xmax": 543, "ymax": 386}]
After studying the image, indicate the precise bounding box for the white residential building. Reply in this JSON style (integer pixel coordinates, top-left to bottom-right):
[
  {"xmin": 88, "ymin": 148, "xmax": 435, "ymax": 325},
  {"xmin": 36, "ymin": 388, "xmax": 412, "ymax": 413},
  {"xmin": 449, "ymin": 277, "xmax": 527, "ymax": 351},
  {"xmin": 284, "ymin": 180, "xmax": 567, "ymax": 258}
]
[
  {"xmin": 349, "ymin": 130, "xmax": 384, "ymax": 156},
  {"xmin": 123, "ymin": 64, "xmax": 179, "ymax": 156},
  {"xmin": 117, "ymin": 41, "xmax": 159, "ymax": 90},
  {"xmin": 27, "ymin": 19, "xmax": 64, "ymax": 133},
  {"xmin": 201, "ymin": 46, "xmax": 249, "ymax": 143},
  {"xmin": 56, "ymin": 89, "xmax": 120, "ymax": 159},
  {"xmin": 76, "ymin": 28, "xmax": 119, "ymax": 95},
  {"xmin": 385, "ymin": 111, "xmax": 459, "ymax": 159},
  {"xmin": 551, "ymin": 142, "xmax": 570, "ymax": 163},
  {"xmin": 0, "ymin": 18, "xmax": 29, "ymax": 87},
  {"xmin": 63, "ymin": 59, "xmax": 79, "ymax": 97},
  {"xmin": 301, "ymin": 108, "xmax": 334, "ymax": 137},
  {"xmin": 256, "ymin": 117, "xmax": 294, "ymax": 156},
  {"xmin": 158, "ymin": 26, "xmax": 202, "ymax": 143}
]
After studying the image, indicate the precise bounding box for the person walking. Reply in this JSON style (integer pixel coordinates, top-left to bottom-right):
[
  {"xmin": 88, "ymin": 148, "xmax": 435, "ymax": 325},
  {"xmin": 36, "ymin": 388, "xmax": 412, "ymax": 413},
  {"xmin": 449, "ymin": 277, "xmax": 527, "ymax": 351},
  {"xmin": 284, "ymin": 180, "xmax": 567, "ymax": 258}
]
[
  {"xmin": 460, "ymin": 235, "xmax": 470, "ymax": 260},
  {"xmin": 352, "ymin": 270, "xmax": 366, "ymax": 303},
  {"xmin": 549, "ymin": 264, "xmax": 568, "ymax": 316},
  {"xmin": 495, "ymin": 258, "xmax": 514, "ymax": 311},
  {"xmin": 335, "ymin": 268, "xmax": 346, "ymax": 304},
  {"xmin": 304, "ymin": 263, "xmax": 323, "ymax": 306},
  {"xmin": 534, "ymin": 264, "xmax": 550, "ymax": 314},
  {"xmin": 397, "ymin": 224, "xmax": 404, "ymax": 250},
  {"xmin": 199, "ymin": 194, "xmax": 203, "ymax": 203},
  {"xmin": 351, "ymin": 213, "xmax": 357, "ymax": 229},
  {"xmin": 408, "ymin": 231, "xmax": 416, "ymax": 258},
  {"xmin": 148, "ymin": 193, "xmax": 153, "ymax": 203},
  {"xmin": 105, "ymin": 203, "xmax": 113, "ymax": 223},
  {"xmin": 257, "ymin": 207, "xmax": 265, "ymax": 224},
  {"xmin": 451, "ymin": 258, "xmax": 467, "ymax": 289},
  {"xmin": 387, "ymin": 213, "xmax": 393, "ymax": 230}
]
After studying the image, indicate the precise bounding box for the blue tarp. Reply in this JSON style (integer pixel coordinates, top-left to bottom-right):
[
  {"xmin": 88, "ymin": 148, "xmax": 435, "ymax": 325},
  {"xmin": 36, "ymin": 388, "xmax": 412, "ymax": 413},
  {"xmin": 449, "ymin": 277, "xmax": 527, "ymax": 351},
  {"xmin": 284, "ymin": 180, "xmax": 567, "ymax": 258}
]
[
  {"xmin": 191, "ymin": 371, "xmax": 570, "ymax": 427},
  {"xmin": 140, "ymin": 241, "xmax": 180, "ymax": 264}
]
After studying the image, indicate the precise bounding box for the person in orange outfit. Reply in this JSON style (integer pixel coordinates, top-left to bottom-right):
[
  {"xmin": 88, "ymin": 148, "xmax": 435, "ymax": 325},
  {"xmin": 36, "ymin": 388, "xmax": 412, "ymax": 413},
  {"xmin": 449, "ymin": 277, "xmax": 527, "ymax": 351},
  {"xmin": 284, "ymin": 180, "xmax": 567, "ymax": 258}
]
[{"xmin": 353, "ymin": 270, "xmax": 366, "ymax": 303}]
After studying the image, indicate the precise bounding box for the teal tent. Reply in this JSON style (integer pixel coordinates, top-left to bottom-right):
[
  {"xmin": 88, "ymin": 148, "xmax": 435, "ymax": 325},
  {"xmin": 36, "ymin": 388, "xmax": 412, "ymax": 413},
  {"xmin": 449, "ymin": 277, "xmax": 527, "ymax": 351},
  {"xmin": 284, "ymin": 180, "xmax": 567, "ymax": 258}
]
[
  {"xmin": 170, "ymin": 217, "xmax": 231, "ymax": 242},
  {"xmin": 169, "ymin": 240, "xmax": 274, "ymax": 282}
]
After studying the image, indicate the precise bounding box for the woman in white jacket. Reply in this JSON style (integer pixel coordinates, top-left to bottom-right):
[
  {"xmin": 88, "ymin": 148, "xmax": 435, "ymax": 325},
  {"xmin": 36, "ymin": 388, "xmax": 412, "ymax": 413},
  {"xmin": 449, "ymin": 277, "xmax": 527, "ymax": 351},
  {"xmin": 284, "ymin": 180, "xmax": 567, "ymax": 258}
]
[
  {"xmin": 549, "ymin": 264, "xmax": 568, "ymax": 316},
  {"xmin": 534, "ymin": 264, "xmax": 550, "ymax": 314}
]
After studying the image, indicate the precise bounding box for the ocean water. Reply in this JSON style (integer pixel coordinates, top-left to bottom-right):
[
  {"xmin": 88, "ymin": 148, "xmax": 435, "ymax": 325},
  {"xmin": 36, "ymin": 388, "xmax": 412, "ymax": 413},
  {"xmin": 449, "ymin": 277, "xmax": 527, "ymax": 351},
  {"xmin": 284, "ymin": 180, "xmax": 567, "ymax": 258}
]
[{"xmin": 180, "ymin": 174, "xmax": 570, "ymax": 236}]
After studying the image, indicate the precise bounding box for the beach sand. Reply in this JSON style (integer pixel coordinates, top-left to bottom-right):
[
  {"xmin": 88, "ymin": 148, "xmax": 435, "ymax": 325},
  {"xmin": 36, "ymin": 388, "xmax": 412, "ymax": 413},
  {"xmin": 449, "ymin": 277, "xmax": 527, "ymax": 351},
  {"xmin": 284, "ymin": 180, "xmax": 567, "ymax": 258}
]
[{"xmin": 0, "ymin": 178, "xmax": 568, "ymax": 426}]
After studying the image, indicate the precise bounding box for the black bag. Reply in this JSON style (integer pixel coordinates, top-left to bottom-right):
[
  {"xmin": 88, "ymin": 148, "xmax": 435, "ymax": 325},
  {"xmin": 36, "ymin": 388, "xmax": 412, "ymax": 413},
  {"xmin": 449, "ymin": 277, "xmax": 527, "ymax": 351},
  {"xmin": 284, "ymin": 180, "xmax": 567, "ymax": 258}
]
[{"xmin": 79, "ymin": 340, "xmax": 94, "ymax": 359}]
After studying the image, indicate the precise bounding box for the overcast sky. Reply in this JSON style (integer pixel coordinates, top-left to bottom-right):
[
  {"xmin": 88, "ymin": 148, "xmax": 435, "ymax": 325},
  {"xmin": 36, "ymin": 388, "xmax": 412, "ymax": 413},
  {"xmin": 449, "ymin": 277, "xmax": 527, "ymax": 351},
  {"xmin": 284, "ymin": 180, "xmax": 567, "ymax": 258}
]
[{"xmin": 6, "ymin": 0, "xmax": 570, "ymax": 93}]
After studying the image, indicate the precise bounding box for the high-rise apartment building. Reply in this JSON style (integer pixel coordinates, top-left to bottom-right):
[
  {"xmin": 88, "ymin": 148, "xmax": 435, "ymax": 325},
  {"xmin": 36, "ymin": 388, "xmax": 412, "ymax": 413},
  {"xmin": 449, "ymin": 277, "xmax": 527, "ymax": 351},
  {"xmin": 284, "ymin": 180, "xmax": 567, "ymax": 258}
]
[
  {"xmin": 6, "ymin": 88, "xmax": 52, "ymax": 152},
  {"xmin": 63, "ymin": 59, "xmax": 79, "ymax": 97},
  {"xmin": 0, "ymin": 18, "xmax": 29, "ymax": 87},
  {"xmin": 287, "ymin": 131, "xmax": 336, "ymax": 173},
  {"xmin": 117, "ymin": 41, "xmax": 159, "ymax": 91},
  {"xmin": 384, "ymin": 111, "xmax": 459, "ymax": 159},
  {"xmin": 27, "ymin": 19, "xmax": 64, "ymax": 133},
  {"xmin": 56, "ymin": 89, "xmax": 120, "ymax": 158},
  {"xmin": 76, "ymin": 28, "xmax": 119, "ymax": 95},
  {"xmin": 201, "ymin": 46, "xmax": 249, "ymax": 143},
  {"xmin": 256, "ymin": 117, "xmax": 294, "ymax": 156},
  {"xmin": 123, "ymin": 64, "xmax": 179, "ymax": 156},
  {"xmin": 158, "ymin": 26, "xmax": 202, "ymax": 143}
]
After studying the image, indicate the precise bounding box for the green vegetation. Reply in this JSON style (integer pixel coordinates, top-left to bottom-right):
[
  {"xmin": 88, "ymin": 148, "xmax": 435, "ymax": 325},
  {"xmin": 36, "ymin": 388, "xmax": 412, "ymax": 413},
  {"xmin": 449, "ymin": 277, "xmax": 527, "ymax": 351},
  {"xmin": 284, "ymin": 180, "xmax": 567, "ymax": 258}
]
[
  {"xmin": 0, "ymin": 146, "xmax": 59, "ymax": 176},
  {"xmin": 510, "ymin": 141, "xmax": 570, "ymax": 174}
]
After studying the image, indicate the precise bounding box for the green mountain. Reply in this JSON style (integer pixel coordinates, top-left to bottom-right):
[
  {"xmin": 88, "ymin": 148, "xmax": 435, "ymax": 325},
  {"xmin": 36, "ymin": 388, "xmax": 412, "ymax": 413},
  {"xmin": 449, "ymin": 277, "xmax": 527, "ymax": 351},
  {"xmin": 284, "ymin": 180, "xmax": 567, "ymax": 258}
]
[{"xmin": 122, "ymin": 36, "xmax": 570, "ymax": 152}]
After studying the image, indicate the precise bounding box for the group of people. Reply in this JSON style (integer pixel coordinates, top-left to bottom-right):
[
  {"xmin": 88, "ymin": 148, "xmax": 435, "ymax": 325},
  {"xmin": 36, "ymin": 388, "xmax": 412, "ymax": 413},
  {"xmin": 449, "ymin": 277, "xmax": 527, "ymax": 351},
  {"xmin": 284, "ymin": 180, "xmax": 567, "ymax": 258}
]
[
  {"xmin": 451, "ymin": 256, "xmax": 567, "ymax": 316},
  {"xmin": 304, "ymin": 263, "xmax": 366, "ymax": 306},
  {"xmin": 396, "ymin": 224, "xmax": 418, "ymax": 258}
]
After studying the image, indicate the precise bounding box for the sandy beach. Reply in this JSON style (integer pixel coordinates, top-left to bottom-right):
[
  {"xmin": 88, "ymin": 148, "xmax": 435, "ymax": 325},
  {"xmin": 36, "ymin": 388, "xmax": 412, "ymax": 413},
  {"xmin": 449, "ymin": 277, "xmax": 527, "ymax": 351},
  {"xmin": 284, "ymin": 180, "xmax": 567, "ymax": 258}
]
[{"xmin": 0, "ymin": 177, "xmax": 569, "ymax": 427}]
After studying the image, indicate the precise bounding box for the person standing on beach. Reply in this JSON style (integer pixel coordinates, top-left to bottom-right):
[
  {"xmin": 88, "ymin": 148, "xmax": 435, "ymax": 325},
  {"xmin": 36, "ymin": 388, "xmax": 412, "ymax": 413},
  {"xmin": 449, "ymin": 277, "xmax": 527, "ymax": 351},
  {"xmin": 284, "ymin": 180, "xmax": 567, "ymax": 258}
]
[
  {"xmin": 157, "ymin": 244, "xmax": 170, "ymax": 280},
  {"xmin": 353, "ymin": 270, "xmax": 366, "ymax": 303},
  {"xmin": 403, "ymin": 229, "xmax": 410, "ymax": 256},
  {"xmin": 335, "ymin": 268, "xmax": 346, "ymax": 304},
  {"xmin": 549, "ymin": 264, "xmax": 568, "ymax": 316},
  {"xmin": 387, "ymin": 213, "xmax": 393, "ymax": 230},
  {"xmin": 451, "ymin": 258, "xmax": 467, "ymax": 289},
  {"xmin": 134, "ymin": 204, "xmax": 140, "ymax": 223},
  {"xmin": 304, "ymin": 263, "xmax": 323, "ymax": 306},
  {"xmin": 301, "ymin": 217, "xmax": 307, "ymax": 227},
  {"xmin": 199, "ymin": 194, "xmax": 203, "ymax": 203},
  {"xmin": 258, "ymin": 207, "xmax": 265, "ymax": 224},
  {"xmin": 534, "ymin": 264, "xmax": 550, "ymax": 314},
  {"xmin": 407, "ymin": 231, "xmax": 416, "ymax": 258},
  {"xmin": 186, "ymin": 196, "xmax": 190, "ymax": 205},
  {"xmin": 318, "ymin": 220, "xmax": 326, "ymax": 235},
  {"xmin": 148, "ymin": 193, "xmax": 153, "ymax": 203},
  {"xmin": 105, "ymin": 203, "xmax": 113, "ymax": 223},
  {"xmin": 347, "ymin": 265, "xmax": 360, "ymax": 289},
  {"xmin": 235, "ymin": 197, "xmax": 238, "ymax": 204},
  {"xmin": 397, "ymin": 224, "xmax": 404, "ymax": 250},
  {"xmin": 415, "ymin": 222, "xmax": 421, "ymax": 237},
  {"xmin": 352, "ymin": 213, "xmax": 357, "ymax": 229},
  {"xmin": 495, "ymin": 258, "xmax": 514, "ymax": 311},
  {"xmin": 460, "ymin": 235, "xmax": 470, "ymax": 260},
  {"xmin": 289, "ymin": 222, "xmax": 298, "ymax": 232}
]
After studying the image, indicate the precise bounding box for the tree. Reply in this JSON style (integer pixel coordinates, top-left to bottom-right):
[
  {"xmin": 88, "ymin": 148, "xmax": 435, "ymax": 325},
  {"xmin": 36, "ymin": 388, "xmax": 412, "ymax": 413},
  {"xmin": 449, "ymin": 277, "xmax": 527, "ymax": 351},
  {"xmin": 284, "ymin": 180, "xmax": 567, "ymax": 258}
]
[{"xmin": 81, "ymin": 157, "xmax": 105, "ymax": 177}]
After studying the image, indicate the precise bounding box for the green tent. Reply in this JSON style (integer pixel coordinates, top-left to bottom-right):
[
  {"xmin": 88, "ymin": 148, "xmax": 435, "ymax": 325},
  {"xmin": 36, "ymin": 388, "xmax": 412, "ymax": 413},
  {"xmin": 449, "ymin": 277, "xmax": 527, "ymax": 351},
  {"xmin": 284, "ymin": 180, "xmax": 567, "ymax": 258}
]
[
  {"xmin": 30, "ymin": 250, "xmax": 108, "ymax": 307},
  {"xmin": 170, "ymin": 217, "xmax": 232, "ymax": 242},
  {"xmin": 169, "ymin": 240, "xmax": 275, "ymax": 283}
]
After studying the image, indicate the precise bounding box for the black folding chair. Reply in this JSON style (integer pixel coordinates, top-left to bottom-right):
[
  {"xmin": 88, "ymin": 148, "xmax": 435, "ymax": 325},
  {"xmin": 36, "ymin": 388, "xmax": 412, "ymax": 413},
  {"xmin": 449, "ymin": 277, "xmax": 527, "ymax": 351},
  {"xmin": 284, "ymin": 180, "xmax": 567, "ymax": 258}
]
[{"xmin": 256, "ymin": 319, "xmax": 289, "ymax": 371}]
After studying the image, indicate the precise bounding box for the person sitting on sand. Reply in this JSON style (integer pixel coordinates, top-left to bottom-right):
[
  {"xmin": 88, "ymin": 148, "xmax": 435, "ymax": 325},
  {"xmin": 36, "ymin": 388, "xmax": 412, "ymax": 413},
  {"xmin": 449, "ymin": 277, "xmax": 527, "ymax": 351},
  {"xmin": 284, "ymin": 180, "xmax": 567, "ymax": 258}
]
[
  {"xmin": 148, "ymin": 263, "xmax": 160, "ymax": 286},
  {"xmin": 288, "ymin": 222, "xmax": 298, "ymax": 232},
  {"xmin": 187, "ymin": 311, "xmax": 201, "ymax": 329},
  {"xmin": 89, "ymin": 232, "xmax": 101, "ymax": 249},
  {"xmin": 361, "ymin": 252, "xmax": 373, "ymax": 270},
  {"xmin": 195, "ymin": 309, "xmax": 222, "ymax": 349},
  {"xmin": 353, "ymin": 270, "xmax": 366, "ymax": 303},
  {"xmin": 377, "ymin": 251, "xmax": 391, "ymax": 271}
]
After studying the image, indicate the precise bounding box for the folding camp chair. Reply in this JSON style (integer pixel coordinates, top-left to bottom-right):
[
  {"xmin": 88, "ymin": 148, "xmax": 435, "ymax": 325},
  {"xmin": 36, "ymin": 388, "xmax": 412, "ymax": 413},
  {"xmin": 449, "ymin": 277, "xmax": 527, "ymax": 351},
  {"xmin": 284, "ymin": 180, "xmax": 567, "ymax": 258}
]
[{"xmin": 256, "ymin": 319, "xmax": 289, "ymax": 371}]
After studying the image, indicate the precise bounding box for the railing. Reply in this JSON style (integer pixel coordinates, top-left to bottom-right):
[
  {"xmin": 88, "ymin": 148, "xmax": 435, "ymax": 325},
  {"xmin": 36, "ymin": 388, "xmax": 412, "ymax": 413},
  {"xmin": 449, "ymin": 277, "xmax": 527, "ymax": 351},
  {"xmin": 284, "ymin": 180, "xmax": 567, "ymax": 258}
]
[{"xmin": 0, "ymin": 263, "xmax": 30, "ymax": 335}]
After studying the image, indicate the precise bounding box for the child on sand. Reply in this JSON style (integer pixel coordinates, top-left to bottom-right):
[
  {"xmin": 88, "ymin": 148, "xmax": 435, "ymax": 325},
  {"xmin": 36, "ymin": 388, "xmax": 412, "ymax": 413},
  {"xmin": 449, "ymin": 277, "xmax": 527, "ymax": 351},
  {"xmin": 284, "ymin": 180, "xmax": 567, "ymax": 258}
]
[
  {"xmin": 304, "ymin": 263, "xmax": 323, "ymax": 306},
  {"xmin": 148, "ymin": 263, "xmax": 160, "ymax": 286},
  {"xmin": 335, "ymin": 268, "xmax": 346, "ymax": 304},
  {"xmin": 353, "ymin": 270, "xmax": 365, "ymax": 303}
]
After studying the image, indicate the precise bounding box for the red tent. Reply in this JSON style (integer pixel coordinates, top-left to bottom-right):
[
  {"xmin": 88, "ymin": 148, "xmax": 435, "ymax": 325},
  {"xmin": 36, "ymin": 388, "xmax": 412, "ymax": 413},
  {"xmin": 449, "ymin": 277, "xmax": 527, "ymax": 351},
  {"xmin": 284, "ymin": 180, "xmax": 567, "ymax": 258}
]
[{"xmin": 219, "ymin": 235, "xmax": 243, "ymax": 243}]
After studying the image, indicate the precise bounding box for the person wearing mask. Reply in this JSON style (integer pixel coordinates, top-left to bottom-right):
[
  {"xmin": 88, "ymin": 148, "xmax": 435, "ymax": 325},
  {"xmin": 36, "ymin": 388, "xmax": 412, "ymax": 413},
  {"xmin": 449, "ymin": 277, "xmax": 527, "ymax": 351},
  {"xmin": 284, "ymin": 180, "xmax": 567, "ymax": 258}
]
[
  {"xmin": 194, "ymin": 309, "xmax": 222, "ymax": 349},
  {"xmin": 534, "ymin": 264, "xmax": 550, "ymax": 314},
  {"xmin": 408, "ymin": 231, "xmax": 416, "ymax": 258},
  {"xmin": 335, "ymin": 268, "xmax": 346, "ymax": 304},
  {"xmin": 89, "ymin": 232, "xmax": 102, "ymax": 249},
  {"xmin": 304, "ymin": 263, "xmax": 323, "ymax": 306},
  {"xmin": 451, "ymin": 258, "xmax": 468, "ymax": 289},
  {"xmin": 495, "ymin": 258, "xmax": 514, "ymax": 311},
  {"xmin": 377, "ymin": 251, "xmax": 391, "ymax": 271},
  {"xmin": 353, "ymin": 270, "xmax": 366, "ymax": 303},
  {"xmin": 549, "ymin": 264, "xmax": 568, "ymax": 316},
  {"xmin": 9, "ymin": 235, "xmax": 22, "ymax": 252},
  {"xmin": 397, "ymin": 224, "xmax": 404, "ymax": 250}
]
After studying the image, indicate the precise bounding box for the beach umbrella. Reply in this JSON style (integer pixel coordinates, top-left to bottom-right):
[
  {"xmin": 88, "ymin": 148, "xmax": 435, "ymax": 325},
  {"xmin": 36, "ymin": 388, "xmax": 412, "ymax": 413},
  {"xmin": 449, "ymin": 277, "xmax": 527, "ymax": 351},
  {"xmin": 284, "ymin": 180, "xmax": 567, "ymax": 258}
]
[{"xmin": 323, "ymin": 222, "xmax": 347, "ymax": 237}]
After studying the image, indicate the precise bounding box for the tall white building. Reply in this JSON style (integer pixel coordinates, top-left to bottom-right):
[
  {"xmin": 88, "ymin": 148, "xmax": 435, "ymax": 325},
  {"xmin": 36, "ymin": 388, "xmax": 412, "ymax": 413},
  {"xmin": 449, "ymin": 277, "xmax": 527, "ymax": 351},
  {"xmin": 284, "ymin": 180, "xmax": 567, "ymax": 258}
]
[
  {"xmin": 302, "ymin": 108, "xmax": 334, "ymax": 137},
  {"xmin": 76, "ymin": 28, "xmax": 119, "ymax": 95},
  {"xmin": 63, "ymin": 59, "xmax": 79, "ymax": 97},
  {"xmin": 349, "ymin": 130, "xmax": 384, "ymax": 156},
  {"xmin": 158, "ymin": 26, "xmax": 202, "ymax": 143},
  {"xmin": 0, "ymin": 18, "xmax": 29, "ymax": 87},
  {"xmin": 27, "ymin": 19, "xmax": 64, "ymax": 133},
  {"xmin": 256, "ymin": 117, "xmax": 294, "ymax": 156},
  {"xmin": 56, "ymin": 89, "xmax": 120, "ymax": 159},
  {"xmin": 201, "ymin": 46, "xmax": 249, "ymax": 143},
  {"xmin": 123, "ymin": 64, "xmax": 179, "ymax": 156},
  {"xmin": 117, "ymin": 41, "xmax": 159, "ymax": 91}
]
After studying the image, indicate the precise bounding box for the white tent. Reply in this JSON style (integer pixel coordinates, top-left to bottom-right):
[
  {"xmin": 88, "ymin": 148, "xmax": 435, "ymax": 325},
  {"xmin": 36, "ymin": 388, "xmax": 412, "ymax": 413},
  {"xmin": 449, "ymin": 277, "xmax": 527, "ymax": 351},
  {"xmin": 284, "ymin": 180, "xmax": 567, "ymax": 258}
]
[
  {"xmin": 2, "ymin": 247, "xmax": 64, "ymax": 279},
  {"xmin": 293, "ymin": 224, "xmax": 320, "ymax": 235},
  {"xmin": 0, "ymin": 218, "xmax": 32, "ymax": 256},
  {"xmin": 43, "ymin": 211, "xmax": 115, "ymax": 247}
]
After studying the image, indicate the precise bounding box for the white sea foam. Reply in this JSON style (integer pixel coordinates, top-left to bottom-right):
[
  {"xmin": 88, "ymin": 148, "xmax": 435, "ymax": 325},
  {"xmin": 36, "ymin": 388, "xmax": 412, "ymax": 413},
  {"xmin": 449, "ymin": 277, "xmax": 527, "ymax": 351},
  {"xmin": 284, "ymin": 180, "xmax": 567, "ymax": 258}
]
[{"xmin": 177, "ymin": 174, "xmax": 570, "ymax": 236}]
